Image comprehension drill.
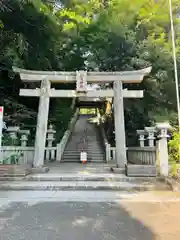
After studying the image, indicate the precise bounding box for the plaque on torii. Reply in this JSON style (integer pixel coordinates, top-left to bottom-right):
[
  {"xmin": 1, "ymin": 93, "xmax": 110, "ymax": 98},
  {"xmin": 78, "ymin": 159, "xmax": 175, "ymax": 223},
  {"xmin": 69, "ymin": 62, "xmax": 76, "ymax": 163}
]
[{"xmin": 76, "ymin": 71, "xmax": 87, "ymax": 92}]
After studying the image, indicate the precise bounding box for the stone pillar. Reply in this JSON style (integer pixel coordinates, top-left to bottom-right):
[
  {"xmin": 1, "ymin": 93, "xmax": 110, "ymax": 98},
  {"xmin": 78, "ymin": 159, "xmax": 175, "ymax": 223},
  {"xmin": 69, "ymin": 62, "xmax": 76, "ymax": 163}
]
[
  {"xmin": 156, "ymin": 122, "xmax": 170, "ymax": 177},
  {"xmin": 145, "ymin": 127, "xmax": 156, "ymax": 147},
  {"xmin": 7, "ymin": 126, "xmax": 20, "ymax": 145},
  {"xmin": 105, "ymin": 143, "xmax": 111, "ymax": 162},
  {"xmin": 113, "ymin": 80, "xmax": 126, "ymax": 168},
  {"xmin": 136, "ymin": 130, "xmax": 146, "ymax": 147},
  {"xmin": 33, "ymin": 78, "xmax": 51, "ymax": 168},
  {"xmin": 19, "ymin": 130, "xmax": 30, "ymax": 147}
]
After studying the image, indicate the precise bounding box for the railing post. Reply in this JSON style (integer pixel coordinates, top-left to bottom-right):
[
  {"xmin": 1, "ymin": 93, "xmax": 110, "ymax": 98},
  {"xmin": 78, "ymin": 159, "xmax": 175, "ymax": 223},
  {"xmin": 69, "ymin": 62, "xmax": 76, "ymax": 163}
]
[
  {"xmin": 105, "ymin": 143, "xmax": 111, "ymax": 162},
  {"xmin": 56, "ymin": 143, "xmax": 62, "ymax": 162},
  {"xmin": 136, "ymin": 130, "xmax": 146, "ymax": 147},
  {"xmin": 105, "ymin": 143, "xmax": 108, "ymax": 162},
  {"xmin": 145, "ymin": 127, "xmax": 156, "ymax": 147},
  {"xmin": 156, "ymin": 122, "xmax": 170, "ymax": 177},
  {"xmin": 112, "ymin": 147, "xmax": 116, "ymax": 161}
]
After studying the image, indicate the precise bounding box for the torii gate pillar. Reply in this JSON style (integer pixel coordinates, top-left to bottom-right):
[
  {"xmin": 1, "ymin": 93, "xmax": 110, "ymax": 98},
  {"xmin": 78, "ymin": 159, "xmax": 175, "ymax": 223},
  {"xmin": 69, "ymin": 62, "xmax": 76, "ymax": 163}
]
[
  {"xmin": 33, "ymin": 79, "xmax": 51, "ymax": 168},
  {"xmin": 113, "ymin": 80, "xmax": 126, "ymax": 168}
]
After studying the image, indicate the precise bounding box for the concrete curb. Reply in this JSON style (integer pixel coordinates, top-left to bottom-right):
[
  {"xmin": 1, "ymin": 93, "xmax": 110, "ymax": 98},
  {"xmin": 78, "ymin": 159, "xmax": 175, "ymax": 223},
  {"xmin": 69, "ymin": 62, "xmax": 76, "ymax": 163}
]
[
  {"xmin": 0, "ymin": 180, "xmax": 169, "ymax": 191},
  {"xmin": 0, "ymin": 184, "xmax": 159, "ymax": 191},
  {"xmin": 23, "ymin": 175, "xmax": 159, "ymax": 183}
]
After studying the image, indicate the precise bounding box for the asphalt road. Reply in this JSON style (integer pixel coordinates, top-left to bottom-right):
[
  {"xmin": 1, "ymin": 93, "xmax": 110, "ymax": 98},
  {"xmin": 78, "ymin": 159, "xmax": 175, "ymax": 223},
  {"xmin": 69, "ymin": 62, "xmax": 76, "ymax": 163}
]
[
  {"xmin": 0, "ymin": 191, "xmax": 180, "ymax": 239},
  {"xmin": 0, "ymin": 201, "xmax": 154, "ymax": 240}
]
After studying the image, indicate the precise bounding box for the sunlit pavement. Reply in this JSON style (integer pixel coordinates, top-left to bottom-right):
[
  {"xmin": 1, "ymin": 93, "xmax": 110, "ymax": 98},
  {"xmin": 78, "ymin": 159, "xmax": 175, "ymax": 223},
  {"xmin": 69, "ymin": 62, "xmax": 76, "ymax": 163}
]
[{"xmin": 0, "ymin": 191, "xmax": 180, "ymax": 239}]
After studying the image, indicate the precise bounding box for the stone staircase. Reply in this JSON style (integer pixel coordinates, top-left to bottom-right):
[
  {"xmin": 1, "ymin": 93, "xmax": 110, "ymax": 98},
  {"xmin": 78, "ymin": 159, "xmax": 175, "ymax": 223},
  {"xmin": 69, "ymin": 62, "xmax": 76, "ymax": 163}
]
[
  {"xmin": 0, "ymin": 171, "xmax": 170, "ymax": 191},
  {"xmin": 61, "ymin": 115, "xmax": 105, "ymax": 162}
]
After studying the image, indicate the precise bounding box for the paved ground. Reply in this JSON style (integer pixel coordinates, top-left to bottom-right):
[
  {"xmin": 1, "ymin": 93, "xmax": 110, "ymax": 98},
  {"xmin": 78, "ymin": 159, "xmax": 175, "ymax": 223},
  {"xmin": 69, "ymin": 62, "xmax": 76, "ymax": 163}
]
[
  {"xmin": 45, "ymin": 162, "xmax": 117, "ymax": 173},
  {"xmin": 0, "ymin": 191, "xmax": 180, "ymax": 239}
]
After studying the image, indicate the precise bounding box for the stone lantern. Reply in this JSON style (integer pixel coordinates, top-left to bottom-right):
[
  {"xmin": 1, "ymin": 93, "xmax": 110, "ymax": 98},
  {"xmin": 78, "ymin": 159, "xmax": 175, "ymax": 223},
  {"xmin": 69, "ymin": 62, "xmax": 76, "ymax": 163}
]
[
  {"xmin": 46, "ymin": 125, "xmax": 56, "ymax": 160},
  {"xmin": 7, "ymin": 126, "xmax": 20, "ymax": 145},
  {"xmin": 145, "ymin": 127, "xmax": 156, "ymax": 147},
  {"xmin": 136, "ymin": 130, "xmax": 147, "ymax": 147},
  {"xmin": 19, "ymin": 130, "xmax": 30, "ymax": 147},
  {"xmin": 46, "ymin": 125, "xmax": 56, "ymax": 148}
]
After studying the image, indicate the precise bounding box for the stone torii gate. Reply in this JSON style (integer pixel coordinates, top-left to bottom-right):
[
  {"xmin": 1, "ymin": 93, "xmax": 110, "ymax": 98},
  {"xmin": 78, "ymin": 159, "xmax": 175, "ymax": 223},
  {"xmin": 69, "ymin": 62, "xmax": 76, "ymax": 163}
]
[{"xmin": 13, "ymin": 67, "xmax": 151, "ymax": 169}]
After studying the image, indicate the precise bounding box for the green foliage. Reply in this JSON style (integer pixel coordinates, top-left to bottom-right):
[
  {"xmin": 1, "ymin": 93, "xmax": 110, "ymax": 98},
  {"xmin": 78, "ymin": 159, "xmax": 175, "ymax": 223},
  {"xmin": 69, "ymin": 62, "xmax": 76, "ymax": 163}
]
[
  {"xmin": 149, "ymin": 108, "xmax": 178, "ymax": 126},
  {"xmin": 169, "ymin": 130, "xmax": 180, "ymax": 163},
  {"xmin": 169, "ymin": 162, "xmax": 177, "ymax": 177},
  {"xmin": 2, "ymin": 133, "xmax": 20, "ymax": 146},
  {"xmin": 0, "ymin": 0, "xmax": 180, "ymax": 141},
  {"xmin": 79, "ymin": 108, "xmax": 96, "ymax": 115},
  {"xmin": 50, "ymin": 98, "xmax": 75, "ymax": 142},
  {"xmin": 1, "ymin": 153, "xmax": 23, "ymax": 164}
]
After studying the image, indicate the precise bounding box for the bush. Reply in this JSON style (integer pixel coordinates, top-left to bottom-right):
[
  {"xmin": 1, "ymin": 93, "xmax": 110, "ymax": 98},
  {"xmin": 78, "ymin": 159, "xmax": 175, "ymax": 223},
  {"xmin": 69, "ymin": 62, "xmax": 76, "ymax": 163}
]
[{"xmin": 168, "ymin": 130, "xmax": 180, "ymax": 163}]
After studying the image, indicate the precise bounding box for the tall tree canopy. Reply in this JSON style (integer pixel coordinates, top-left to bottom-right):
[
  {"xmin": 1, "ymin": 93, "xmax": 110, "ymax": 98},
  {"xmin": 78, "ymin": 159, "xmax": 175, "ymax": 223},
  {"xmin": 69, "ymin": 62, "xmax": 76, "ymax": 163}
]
[{"xmin": 0, "ymin": 0, "xmax": 180, "ymax": 140}]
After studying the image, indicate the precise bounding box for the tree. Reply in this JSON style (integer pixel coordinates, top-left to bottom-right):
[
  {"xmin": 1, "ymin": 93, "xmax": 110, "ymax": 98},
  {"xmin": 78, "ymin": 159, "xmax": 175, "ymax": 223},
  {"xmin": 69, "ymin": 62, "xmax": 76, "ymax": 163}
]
[{"xmin": 0, "ymin": 0, "xmax": 180, "ymax": 144}]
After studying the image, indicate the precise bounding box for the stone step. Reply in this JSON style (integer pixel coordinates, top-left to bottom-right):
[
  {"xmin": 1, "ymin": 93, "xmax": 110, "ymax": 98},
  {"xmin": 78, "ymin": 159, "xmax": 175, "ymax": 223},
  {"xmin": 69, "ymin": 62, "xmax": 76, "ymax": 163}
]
[
  {"xmin": 61, "ymin": 160, "xmax": 105, "ymax": 163},
  {"xmin": 67, "ymin": 138, "xmax": 101, "ymax": 140},
  {"xmin": 63, "ymin": 152, "xmax": 104, "ymax": 156},
  {"xmin": 0, "ymin": 177, "xmax": 25, "ymax": 181},
  {"xmin": 62, "ymin": 155, "xmax": 105, "ymax": 159},
  {"xmin": 0, "ymin": 174, "xmax": 28, "ymax": 178},
  {"xmin": 0, "ymin": 180, "xmax": 169, "ymax": 191},
  {"xmin": 62, "ymin": 153, "xmax": 103, "ymax": 156},
  {"xmin": 67, "ymin": 143, "xmax": 101, "ymax": 149},
  {"xmin": 89, "ymin": 147, "xmax": 103, "ymax": 148},
  {"xmin": 63, "ymin": 153, "xmax": 104, "ymax": 157},
  {"xmin": 23, "ymin": 174, "xmax": 157, "ymax": 182},
  {"xmin": 87, "ymin": 150, "xmax": 104, "ymax": 152},
  {"xmin": 64, "ymin": 143, "xmax": 101, "ymax": 149},
  {"xmin": 87, "ymin": 144, "xmax": 103, "ymax": 146},
  {"xmin": 62, "ymin": 154, "xmax": 104, "ymax": 158},
  {"xmin": 63, "ymin": 150, "xmax": 104, "ymax": 154},
  {"xmin": 67, "ymin": 144, "xmax": 103, "ymax": 146},
  {"xmin": 62, "ymin": 160, "xmax": 105, "ymax": 162},
  {"xmin": 63, "ymin": 155, "xmax": 104, "ymax": 158}
]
